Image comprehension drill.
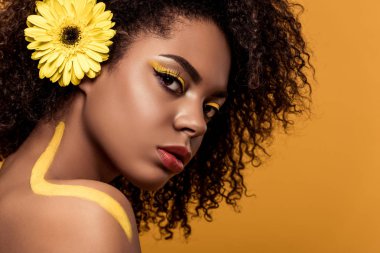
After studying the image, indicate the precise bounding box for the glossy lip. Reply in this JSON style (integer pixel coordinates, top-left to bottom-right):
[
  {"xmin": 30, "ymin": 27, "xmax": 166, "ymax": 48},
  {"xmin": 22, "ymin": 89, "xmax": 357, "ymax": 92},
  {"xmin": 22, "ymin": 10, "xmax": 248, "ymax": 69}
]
[
  {"xmin": 156, "ymin": 146, "xmax": 192, "ymax": 173},
  {"xmin": 157, "ymin": 145, "xmax": 191, "ymax": 165}
]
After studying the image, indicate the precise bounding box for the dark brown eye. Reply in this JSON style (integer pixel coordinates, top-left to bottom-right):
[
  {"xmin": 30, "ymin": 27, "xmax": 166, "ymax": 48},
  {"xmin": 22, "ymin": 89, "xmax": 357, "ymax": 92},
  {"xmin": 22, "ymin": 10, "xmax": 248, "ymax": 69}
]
[
  {"xmin": 204, "ymin": 103, "xmax": 220, "ymax": 119},
  {"xmin": 154, "ymin": 71, "xmax": 184, "ymax": 95}
]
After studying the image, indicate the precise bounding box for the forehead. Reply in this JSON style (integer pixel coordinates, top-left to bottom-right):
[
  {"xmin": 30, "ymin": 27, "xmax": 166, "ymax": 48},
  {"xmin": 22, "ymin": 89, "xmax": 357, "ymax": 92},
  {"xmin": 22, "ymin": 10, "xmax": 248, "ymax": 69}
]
[{"xmin": 124, "ymin": 18, "xmax": 231, "ymax": 89}]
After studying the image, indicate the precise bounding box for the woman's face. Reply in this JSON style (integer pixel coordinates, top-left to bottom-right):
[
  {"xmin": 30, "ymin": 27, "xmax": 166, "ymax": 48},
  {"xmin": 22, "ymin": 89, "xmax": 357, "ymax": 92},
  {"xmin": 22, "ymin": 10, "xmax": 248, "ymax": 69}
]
[{"xmin": 80, "ymin": 18, "xmax": 231, "ymax": 190}]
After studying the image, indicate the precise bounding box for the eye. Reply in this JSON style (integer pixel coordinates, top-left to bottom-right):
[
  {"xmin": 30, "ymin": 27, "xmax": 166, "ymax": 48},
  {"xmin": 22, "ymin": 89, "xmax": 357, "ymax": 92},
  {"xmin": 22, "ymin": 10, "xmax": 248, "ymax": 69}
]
[
  {"xmin": 154, "ymin": 71, "xmax": 184, "ymax": 95},
  {"xmin": 149, "ymin": 61, "xmax": 186, "ymax": 95},
  {"xmin": 204, "ymin": 102, "xmax": 221, "ymax": 120}
]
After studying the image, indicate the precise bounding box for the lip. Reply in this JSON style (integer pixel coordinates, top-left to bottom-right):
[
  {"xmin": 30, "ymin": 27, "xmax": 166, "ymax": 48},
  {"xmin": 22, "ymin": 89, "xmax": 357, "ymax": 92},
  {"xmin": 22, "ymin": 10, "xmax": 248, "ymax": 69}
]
[{"xmin": 156, "ymin": 146, "xmax": 191, "ymax": 173}]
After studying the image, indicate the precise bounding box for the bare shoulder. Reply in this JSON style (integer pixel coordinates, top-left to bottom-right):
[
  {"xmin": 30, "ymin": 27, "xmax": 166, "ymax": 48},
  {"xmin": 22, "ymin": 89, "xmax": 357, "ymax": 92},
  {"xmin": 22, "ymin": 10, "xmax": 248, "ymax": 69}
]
[
  {"xmin": 0, "ymin": 179, "xmax": 141, "ymax": 253},
  {"xmin": 47, "ymin": 179, "xmax": 142, "ymax": 253},
  {"xmin": 66, "ymin": 178, "xmax": 137, "ymax": 219}
]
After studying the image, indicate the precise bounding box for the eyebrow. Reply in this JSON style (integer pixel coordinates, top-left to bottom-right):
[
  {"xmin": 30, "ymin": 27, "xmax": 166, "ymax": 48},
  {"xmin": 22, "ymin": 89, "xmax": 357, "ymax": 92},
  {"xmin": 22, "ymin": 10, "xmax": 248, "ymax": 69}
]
[
  {"xmin": 159, "ymin": 54, "xmax": 202, "ymax": 83},
  {"xmin": 159, "ymin": 54, "xmax": 227, "ymax": 99}
]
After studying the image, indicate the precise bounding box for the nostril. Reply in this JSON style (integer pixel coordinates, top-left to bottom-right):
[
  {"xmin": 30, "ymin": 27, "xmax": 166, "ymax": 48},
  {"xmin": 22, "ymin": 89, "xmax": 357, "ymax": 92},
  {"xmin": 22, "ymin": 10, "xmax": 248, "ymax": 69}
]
[
  {"xmin": 185, "ymin": 126, "xmax": 206, "ymax": 138},
  {"xmin": 173, "ymin": 106, "xmax": 208, "ymax": 137}
]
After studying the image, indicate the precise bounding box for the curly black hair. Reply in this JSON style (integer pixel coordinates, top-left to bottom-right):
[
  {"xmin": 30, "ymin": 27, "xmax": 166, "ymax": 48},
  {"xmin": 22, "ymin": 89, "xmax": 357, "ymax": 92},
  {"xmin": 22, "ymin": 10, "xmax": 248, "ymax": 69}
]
[{"xmin": 0, "ymin": 0, "xmax": 312, "ymax": 239}]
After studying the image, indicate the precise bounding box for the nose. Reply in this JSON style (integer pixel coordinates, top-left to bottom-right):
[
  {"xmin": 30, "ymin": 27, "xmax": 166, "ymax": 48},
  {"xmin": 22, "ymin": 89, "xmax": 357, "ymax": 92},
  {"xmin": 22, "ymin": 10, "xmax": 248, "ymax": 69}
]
[{"xmin": 173, "ymin": 100, "xmax": 207, "ymax": 138}]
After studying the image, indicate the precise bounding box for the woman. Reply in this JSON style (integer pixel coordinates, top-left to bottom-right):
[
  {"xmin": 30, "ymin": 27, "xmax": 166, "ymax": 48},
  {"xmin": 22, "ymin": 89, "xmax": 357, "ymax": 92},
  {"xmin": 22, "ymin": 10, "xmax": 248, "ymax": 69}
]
[{"xmin": 0, "ymin": 0, "xmax": 312, "ymax": 252}]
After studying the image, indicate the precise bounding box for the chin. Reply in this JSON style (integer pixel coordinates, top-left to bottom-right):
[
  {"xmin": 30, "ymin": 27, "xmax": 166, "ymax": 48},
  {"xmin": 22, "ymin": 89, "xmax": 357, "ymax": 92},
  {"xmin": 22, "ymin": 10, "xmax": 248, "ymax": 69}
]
[
  {"xmin": 123, "ymin": 168, "xmax": 174, "ymax": 191},
  {"xmin": 130, "ymin": 178, "xmax": 170, "ymax": 191},
  {"xmin": 113, "ymin": 159, "xmax": 176, "ymax": 191}
]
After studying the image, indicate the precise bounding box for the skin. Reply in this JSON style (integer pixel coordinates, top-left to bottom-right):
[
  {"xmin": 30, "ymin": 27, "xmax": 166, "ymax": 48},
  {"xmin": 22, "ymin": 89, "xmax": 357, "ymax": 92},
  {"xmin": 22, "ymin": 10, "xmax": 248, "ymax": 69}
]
[{"xmin": 0, "ymin": 18, "xmax": 230, "ymax": 252}]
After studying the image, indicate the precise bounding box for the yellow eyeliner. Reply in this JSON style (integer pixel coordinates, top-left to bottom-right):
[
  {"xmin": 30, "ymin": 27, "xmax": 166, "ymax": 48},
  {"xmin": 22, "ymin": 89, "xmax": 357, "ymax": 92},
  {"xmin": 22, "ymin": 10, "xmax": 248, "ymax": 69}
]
[
  {"xmin": 149, "ymin": 60, "xmax": 185, "ymax": 91},
  {"xmin": 206, "ymin": 102, "xmax": 221, "ymax": 110},
  {"xmin": 30, "ymin": 122, "xmax": 133, "ymax": 241}
]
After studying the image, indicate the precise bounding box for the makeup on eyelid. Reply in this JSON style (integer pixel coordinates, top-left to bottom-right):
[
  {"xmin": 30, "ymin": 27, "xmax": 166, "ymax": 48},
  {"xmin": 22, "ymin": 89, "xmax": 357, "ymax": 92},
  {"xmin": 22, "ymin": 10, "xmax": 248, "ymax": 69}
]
[
  {"xmin": 204, "ymin": 102, "xmax": 220, "ymax": 119},
  {"xmin": 149, "ymin": 60, "xmax": 185, "ymax": 92},
  {"xmin": 206, "ymin": 102, "xmax": 221, "ymax": 110}
]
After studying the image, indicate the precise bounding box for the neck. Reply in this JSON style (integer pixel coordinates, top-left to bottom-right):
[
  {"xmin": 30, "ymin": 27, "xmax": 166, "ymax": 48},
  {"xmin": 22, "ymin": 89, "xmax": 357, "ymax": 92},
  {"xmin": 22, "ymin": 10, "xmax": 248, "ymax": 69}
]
[{"xmin": 7, "ymin": 92, "xmax": 120, "ymax": 184}]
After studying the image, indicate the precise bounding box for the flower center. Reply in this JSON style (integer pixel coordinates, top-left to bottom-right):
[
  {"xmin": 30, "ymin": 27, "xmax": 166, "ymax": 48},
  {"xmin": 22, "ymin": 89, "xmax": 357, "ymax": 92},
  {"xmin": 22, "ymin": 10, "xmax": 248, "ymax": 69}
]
[{"xmin": 60, "ymin": 26, "xmax": 81, "ymax": 45}]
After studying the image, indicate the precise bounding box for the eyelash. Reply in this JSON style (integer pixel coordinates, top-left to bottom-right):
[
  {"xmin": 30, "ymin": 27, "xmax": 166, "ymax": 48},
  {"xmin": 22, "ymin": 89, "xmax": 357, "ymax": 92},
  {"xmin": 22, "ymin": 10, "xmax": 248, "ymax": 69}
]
[
  {"xmin": 151, "ymin": 63, "xmax": 221, "ymax": 120},
  {"xmin": 153, "ymin": 70, "xmax": 184, "ymax": 95}
]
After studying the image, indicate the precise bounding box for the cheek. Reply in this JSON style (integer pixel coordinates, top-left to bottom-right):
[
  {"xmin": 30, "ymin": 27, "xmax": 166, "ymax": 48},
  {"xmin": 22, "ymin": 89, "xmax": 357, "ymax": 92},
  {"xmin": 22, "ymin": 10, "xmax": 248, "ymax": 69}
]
[
  {"xmin": 90, "ymin": 69, "xmax": 162, "ymax": 128},
  {"xmin": 112, "ymin": 68, "xmax": 172, "ymax": 123},
  {"xmin": 81, "ymin": 70, "xmax": 180, "ymax": 189},
  {"xmin": 82, "ymin": 68, "xmax": 174, "ymax": 159},
  {"xmin": 190, "ymin": 135, "xmax": 204, "ymax": 158}
]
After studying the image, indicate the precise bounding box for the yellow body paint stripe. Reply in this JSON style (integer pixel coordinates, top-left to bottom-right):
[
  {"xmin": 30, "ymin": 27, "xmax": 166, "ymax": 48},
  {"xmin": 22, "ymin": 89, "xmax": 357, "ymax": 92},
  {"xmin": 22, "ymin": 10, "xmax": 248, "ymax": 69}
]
[{"xmin": 30, "ymin": 122, "xmax": 132, "ymax": 241}]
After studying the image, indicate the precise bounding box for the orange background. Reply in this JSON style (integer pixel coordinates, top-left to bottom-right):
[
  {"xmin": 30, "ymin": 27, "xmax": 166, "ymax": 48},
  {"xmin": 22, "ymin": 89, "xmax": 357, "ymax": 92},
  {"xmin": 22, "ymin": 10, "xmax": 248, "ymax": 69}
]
[{"xmin": 140, "ymin": 0, "xmax": 380, "ymax": 252}]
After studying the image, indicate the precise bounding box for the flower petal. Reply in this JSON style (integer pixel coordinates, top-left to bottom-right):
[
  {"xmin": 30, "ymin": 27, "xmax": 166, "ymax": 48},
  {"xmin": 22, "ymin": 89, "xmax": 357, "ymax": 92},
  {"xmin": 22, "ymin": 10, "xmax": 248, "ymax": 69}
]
[
  {"xmin": 55, "ymin": 53, "xmax": 66, "ymax": 68},
  {"xmin": 40, "ymin": 53, "xmax": 51, "ymax": 64},
  {"xmin": 33, "ymin": 35, "xmax": 53, "ymax": 42},
  {"xmin": 36, "ymin": 2, "xmax": 56, "ymax": 24},
  {"xmin": 91, "ymin": 11, "xmax": 113, "ymax": 25},
  {"xmin": 63, "ymin": 60, "xmax": 73, "ymax": 86},
  {"xmin": 50, "ymin": 69, "xmax": 62, "ymax": 83},
  {"xmin": 46, "ymin": 51, "xmax": 60, "ymax": 63},
  {"xmin": 25, "ymin": 36, "xmax": 34, "ymax": 43},
  {"xmin": 93, "ymin": 2, "xmax": 106, "ymax": 16},
  {"xmin": 101, "ymin": 22, "xmax": 116, "ymax": 31},
  {"xmin": 94, "ymin": 20, "xmax": 112, "ymax": 29},
  {"xmin": 42, "ymin": 61, "xmax": 58, "ymax": 78},
  {"xmin": 86, "ymin": 28, "xmax": 115, "ymax": 39},
  {"xmin": 27, "ymin": 15, "xmax": 51, "ymax": 30},
  {"xmin": 77, "ymin": 52, "xmax": 90, "ymax": 73},
  {"xmin": 58, "ymin": 59, "xmax": 67, "ymax": 73},
  {"xmin": 58, "ymin": 78, "xmax": 65, "ymax": 87},
  {"xmin": 39, "ymin": 68, "xmax": 45, "ymax": 79},
  {"xmin": 86, "ymin": 57, "xmax": 101, "ymax": 72},
  {"xmin": 86, "ymin": 42, "xmax": 109, "ymax": 54},
  {"xmin": 104, "ymin": 41, "xmax": 113, "ymax": 47},
  {"xmin": 31, "ymin": 48, "xmax": 53, "ymax": 60},
  {"xmin": 62, "ymin": 0, "xmax": 75, "ymax": 17},
  {"xmin": 73, "ymin": 57, "xmax": 85, "ymax": 80},
  {"xmin": 27, "ymin": 41, "xmax": 52, "ymax": 51},
  {"xmin": 71, "ymin": 66, "xmax": 82, "ymax": 85},
  {"xmin": 82, "ymin": 0, "xmax": 97, "ymax": 24},
  {"xmin": 86, "ymin": 69, "xmax": 97, "ymax": 78},
  {"xmin": 84, "ymin": 48, "xmax": 103, "ymax": 62},
  {"xmin": 100, "ymin": 53, "xmax": 109, "ymax": 61},
  {"xmin": 74, "ymin": 0, "xmax": 87, "ymax": 16},
  {"xmin": 25, "ymin": 27, "xmax": 48, "ymax": 38},
  {"xmin": 51, "ymin": 0, "xmax": 67, "ymax": 17}
]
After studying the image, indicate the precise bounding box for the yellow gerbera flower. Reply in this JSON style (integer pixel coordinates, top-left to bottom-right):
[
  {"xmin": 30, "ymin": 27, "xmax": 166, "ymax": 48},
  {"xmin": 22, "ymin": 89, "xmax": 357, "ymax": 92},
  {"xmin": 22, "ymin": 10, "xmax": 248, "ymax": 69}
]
[{"xmin": 24, "ymin": 0, "xmax": 116, "ymax": 87}]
